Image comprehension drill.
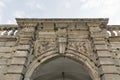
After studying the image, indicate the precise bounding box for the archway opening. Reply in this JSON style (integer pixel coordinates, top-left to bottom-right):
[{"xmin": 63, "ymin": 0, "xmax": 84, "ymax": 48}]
[{"xmin": 30, "ymin": 57, "xmax": 92, "ymax": 80}]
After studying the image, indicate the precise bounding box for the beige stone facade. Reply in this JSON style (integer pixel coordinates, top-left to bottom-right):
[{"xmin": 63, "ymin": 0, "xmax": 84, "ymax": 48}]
[{"xmin": 0, "ymin": 18, "xmax": 120, "ymax": 80}]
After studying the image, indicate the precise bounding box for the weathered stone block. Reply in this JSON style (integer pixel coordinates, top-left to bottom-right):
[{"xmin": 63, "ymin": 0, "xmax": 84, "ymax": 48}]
[
  {"xmin": 93, "ymin": 38, "xmax": 105, "ymax": 41},
  {"xmin": 111, "ymin": 43, "xmax": 120, "ymax": 49},
  {"xmin": 98, "ymin": 58, "xmax": 114, "ymax": 65},
  {"xmin": 69, "ymin": 31, "xmax": 89, "ymax": 35},
  {"xmin": 117, "ymin": 53, "xmax": 120, "ymax": 58},
  {"xmin": 0, "ymin": 53, "xmax": 11, "ymax": 58},
  {"xmin": 19, "ymin": 38, "xmax": 31, "ymax": 45},
  {"xmin": 43, "ymin": 23, "xmax": 54, "ymax": 29},
  {"xmin": 0, "ymin": 59, "xmax": 7, "ymax": 65},
  {"xmin": 0, "ymin": 65, "xmax": 7, "ymax": 74},
  {"xmin": 101, "ymin": 74, "xmax": 120, "ymax": 80},
  {"xmin": 99, "ymin": 65, "xmax": 117, "ymax": 74},
  {"xmin": 0, "ymin": 42, "xmax": 5, "ymax": 46},
  {"xmin": 6, "ymin": 74, "xmax": 23, "ymax": 80},
  {"xmin": 96, "ymin": 51, "xmax": 112, "ymax": 57},
  {"xmin": 95, "ymin": 45, "xmax": 108, "ymax": 50},
  {"xmin": 68, "ymin": 34, "xmax": 89, "ymax": 38},
  {"xmin": 6, "ymin": 42, "xmax": 16, "ymax": 46},
  {"xmin": 17, "ymin": 45, "xmax": 30, "ymax": 50},
  {"xmin": 19, "ymin": 34, "xmax": 33, "ymax": 38},
  {"xmin": 94, "ymin": 41, "xmax": 106, "ymax": 45},
  {"xmin": 14, "ymin": 51, "xmax": 28, "ymax": 58},
  {"xmin": 89, "ymin": 27, "xmax": 101, "ymax": 32},
  {"xmin": 0, "ymin": 42, "xmax": 16, "ymax": 47},
  {"xmin": 7, "ymin": 65, "xmax": 25, "ymax": 74},
  {"xmin": 0, "ymin": 47, "xmax": 13, "ymax": 53},
  {"xmin": 91, "ymin": 33, "xmax": 104, "ymax": 38},
  {"xmin": 11, "ymin": 57, "xmax": 27, "ymax": 65},
  {"xmin": 114, "ymin": 58, "xmax": 120, "ymax": 66}
]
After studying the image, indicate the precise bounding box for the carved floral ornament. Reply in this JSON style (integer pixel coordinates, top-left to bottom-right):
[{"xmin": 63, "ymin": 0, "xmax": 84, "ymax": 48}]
[
  {"xmin": 36, "ymin": 39, "xmax": 92, "ymax": 56},
  {"xmin": 68, "ymin": 40, "xmax": 92, "ymax": 55},
  {"xmin": 37, "ymin": 41, "xmax": 57, "ymax": 54}
]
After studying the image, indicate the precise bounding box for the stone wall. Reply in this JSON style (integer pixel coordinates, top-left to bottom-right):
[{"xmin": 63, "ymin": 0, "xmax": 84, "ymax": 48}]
[{"xmin": 0, "ymin": 18, "xmax": 120, "ymax": 80}]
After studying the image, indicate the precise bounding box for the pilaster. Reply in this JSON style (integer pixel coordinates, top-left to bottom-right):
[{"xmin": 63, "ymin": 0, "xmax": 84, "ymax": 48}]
[
  {"xmin": 5, "ymin": 22, "xmax": 37, "ymax": 80},
  {"xmin": 88, "ymin": 23, "xmax": 120, "ymax": 80},
  {"xmin": 0, "ymin": 25, "xmax": 18, "ymax": 80}
]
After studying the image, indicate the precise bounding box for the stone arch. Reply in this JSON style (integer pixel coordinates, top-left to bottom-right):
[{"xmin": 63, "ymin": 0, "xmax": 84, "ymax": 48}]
[{"xmin": 24, "ymin": 49, "xmax": 100, "ymax": 80}]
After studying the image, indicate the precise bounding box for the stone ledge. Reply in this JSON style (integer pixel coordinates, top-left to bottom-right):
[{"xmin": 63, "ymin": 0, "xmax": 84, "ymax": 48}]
[{"xmin": 16, "ymin": 18, "xmax": 108, "ymax": 23}]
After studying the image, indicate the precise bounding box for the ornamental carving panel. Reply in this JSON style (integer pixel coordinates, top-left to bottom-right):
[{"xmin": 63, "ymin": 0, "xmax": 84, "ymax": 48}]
[
  {"xmin": 68, "ymin": 40, "xmax": 92, "ymax": 55},
  {"xmin": 35, "ymin": 40, "xmax": 57, "ymax": 55}
]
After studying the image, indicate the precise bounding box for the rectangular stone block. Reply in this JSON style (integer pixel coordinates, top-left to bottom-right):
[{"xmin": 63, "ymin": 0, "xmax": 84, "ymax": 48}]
[
  {"xmin": 11, "ymin": 57, "xmax": 27, "ymax": 65},
  {"xmin": 91, "ymin": 33, "xmax": 104, "ymax": 38},
  {"xmin": 0, "ymin": 53, "xmax": 11, "ymax": 58},
  {"xmin": 69, "ymin": 31, "xmax": 89, "ymax": 35},
  {"xmin": 17, "ymin": 45, "xmax": 30, "ymax": 50},
  {"xmin": 76, "ymin": 25, "xmax": 88, "ymax": 30},
  {"xmin": 14, "ymin": 51, "xmax": 28, "ymax": 58},
  {"xmin": 98, "ymin": 58, "xmax": 114, "ymax": 65},
  {"xmin": 101, "ymin": 74, "xmax": 120, "ymax": 80},
  {"xmin": 43, "ymin": 23, "xmax": 54, "ymax": 29},
  {"xmin": 114, "ymin": 58, "xmax": 120, "ymax": 66},
  {"xmin": 0, "ymin": 42, "xmax": 5, "ymax": 46},
  {"xmin": 0, "ymin": 47, "xmax": 13, "ymax": 53},
  {"xmin": 93, "ymin": 38, "xmax": 105, "ymax": 41},
  {"xmin": 19, "ymin": 38, "xmax": 31, "ymax": 45},
  {"xmin": 94, "ymin": 41, "xmax": 106, "ymax": 45},
  {"xmin": 0, "ymin": 42, "xmax": 16, "ymax": 47},
  {"xmin": 19, "ymin": 34, "xmax": 33, "ymax": 38},
  {"xmin": 99, "ymin": 65, "xmax": 117, "ymax": 74},
  {"xmin": 96, "ymin": 51, "xmax": 112, "ymax": 58},
  {"xmin": 95, "ymin": 45, "xmax": 108, "ymax": 50},
  {"xmin": 68, "ymin": 34, "xmax": 89, "ymax": 38},
  {"xmin": 0, "ymin": 65, "xmax": 7, "ymax": 74},
  {"xmin": 56, "ymin": 23, "xmax": 67, "ymax": 28},
  {"xmin": 111, "ymin": 43, "xmax": 120, "ymax": 49},
  {"xmin": 6, "ymin": 74, "xmax": 23, "ymax": 80},
  {"xmin": 0, "ymin": 59, "xmax": 7, "ymax": 65},
  {"xmin": 117, "ymin": 53, "xmax": 120, "ymax": 58},
  {"xmin": 7, "ymin": 65, "xmax": 25, "ymax": 74}
]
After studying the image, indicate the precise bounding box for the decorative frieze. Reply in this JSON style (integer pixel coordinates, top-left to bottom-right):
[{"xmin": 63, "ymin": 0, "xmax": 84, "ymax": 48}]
[{"xmin": 68, "ymin": 40, "xmax": 92, "ymax": 55}]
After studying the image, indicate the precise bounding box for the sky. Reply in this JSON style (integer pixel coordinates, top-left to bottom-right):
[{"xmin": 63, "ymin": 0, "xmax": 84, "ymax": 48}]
[{"xmin": 0, "ymin": 0, "xmax": 120, "ymax": 25}]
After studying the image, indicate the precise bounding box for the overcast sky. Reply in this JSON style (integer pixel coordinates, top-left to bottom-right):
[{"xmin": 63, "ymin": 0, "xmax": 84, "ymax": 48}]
[{"xmin": 0, "ymin": 0, "xmax": 120, "ymax": 25}]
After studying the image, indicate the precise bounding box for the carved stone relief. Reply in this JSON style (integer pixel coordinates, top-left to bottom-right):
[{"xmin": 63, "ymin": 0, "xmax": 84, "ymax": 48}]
[
  {"xmin": 68, "ymin": 40, "xmax": 92, "ymax": 55},
  {"xmin": 56, "ymin": 28, "xmax": 67, "ymax": 54},
  {"xmin": 37, "ymin": 41, "xmax": 57, "ymax": 54}
]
